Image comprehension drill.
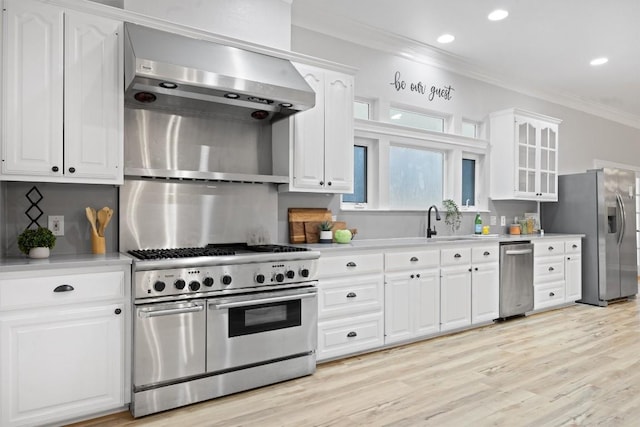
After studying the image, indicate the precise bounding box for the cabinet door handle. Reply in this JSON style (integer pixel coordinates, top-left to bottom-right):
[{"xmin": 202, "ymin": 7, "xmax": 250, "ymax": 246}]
[
  {"xmin": 346, "ymin": 261, "xmax": 357, "ymax": 268},
  {"xmin": 347, "ymin": 331, "xmax": 357, "ymax": 338},
  {"xmin": 114, "ymin": 308, "xmax": 122, "ymax": 315},
  {"xmin": 51, "ymin": 166, "xmax": 59, "ymax": 172},
  {"xmin": 53, "ymin": 284, "xmax": 74, "ymax": 293},
  {"xmin": 346, "ymin": 292, "xmax": 357, "ymax": 298},
  {"xmin": 549, "ymin": 292, "xmax": 555, "ymax": 297},
  {"xmin": 327, "ymin": 181, "xmax": 332, "ymax": 186},
  {"xmin": 468, "ymin": 268, "xmax": 472, "ymax": 272},
  {"xmin": 410, "ymin": 256, "xmax": 419, "ymax": 262},
  {"xmin": 416, "ymin": 274, "xmax": 420, "ymax": 278},
  {"xmin": 410, "ymin": 274, "xmax": 415, "ymax": 278},
  {"xmin": 483, "ymin": 251, "xmax": 490, "ymax": 256},
  {"xmin": 548, "ymin": 267, "xmax": 554, "ymax": 272},
  {"xmin": 474, "ymin": 267, "xmax": 478, "ymax": 271},
  {"xmin": 68, "ymin": 167, "xmax": 76, "ymax": 173},
  {"xmin": 319, "ymin": 180, "xmax": 324, "ymax": 186},
  {"xmin": 454, "ymin": 253, "xmax": 462, "ymax": 258}
]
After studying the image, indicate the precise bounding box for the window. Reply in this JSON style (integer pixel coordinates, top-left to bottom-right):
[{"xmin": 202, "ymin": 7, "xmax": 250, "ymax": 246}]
[
  {"xmin": 462, "ymin": 158, "xmax": 476, "ymax": 206},
  {"xmin": 354, "ymin": 100, "xmax": 370, "ymax": 120},
  {"xmin": 389, "ymin": 145, "xmax": 443, "ymax": 209},
  {"xmin": 343, "ymin": 145, "xmax": 367, "ymax": 204},
  {"xmin": 461, "ymin": 120, "xmax": 478, "ymax": 138},
  {"xmin": 389, "ymin": 107, "xmax": 444, "ymax": 132}
]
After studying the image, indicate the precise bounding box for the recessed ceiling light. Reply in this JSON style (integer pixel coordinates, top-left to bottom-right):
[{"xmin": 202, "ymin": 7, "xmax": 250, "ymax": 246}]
[
  {"xmin": 488, "ymin": 9, "xmax": 509, "ymax": 21},
  {"xmin": 590, "ymin": 57, "xmax": 609, "ymax": 66},
  {"xmin": 437, "ymin": 34, "xmax": 455, "ymax": 44}
]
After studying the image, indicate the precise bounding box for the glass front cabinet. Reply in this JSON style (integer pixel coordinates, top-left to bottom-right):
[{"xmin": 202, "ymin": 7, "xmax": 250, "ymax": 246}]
[{"xmin": 490, "ymin": 109, "xmax": 561, "ymax": 201}]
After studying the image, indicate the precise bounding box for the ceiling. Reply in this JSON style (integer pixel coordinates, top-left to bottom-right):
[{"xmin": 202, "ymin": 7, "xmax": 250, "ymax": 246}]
[{"xmin": 291, "ymin": 0, "xmax": 640, "ymax": 128}]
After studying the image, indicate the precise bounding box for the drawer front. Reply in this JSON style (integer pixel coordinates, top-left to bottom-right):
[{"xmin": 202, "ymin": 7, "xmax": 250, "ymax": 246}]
[
  {"xmin": 534, "ymin": 281, "xmax": 566, "ymax": 310},
  {"xmin": 565, "ymin": 239, "xmax": 582, "ymax": 254},
  {"xmin": 384, "ymin": 249, "xmax": 439, "ymax": 272},
  {"xmin": 441, "ymin": 247, "xmax": 471, "ymax": 267},
  {"xmin": 317, "ymin": 312, "xmax": 384, "ymax": 361},
  {"xmin": 318, "ymin": 275, "xmax": 384, "ymax": 320},
  {"xmin": 534, "ymin": 257, "xmax": 565, "ymax": 283},
  {"xmin": 0, "ymin": 270, "xmax": 125, "ymax": 311},
  {"xmin": 471, "ymin": 244, "xmax": 499, "ymax": 264},
  {"xmin": 319, "ymin": 253, "xmax": 383, "ymax": 278},
  {"xmin": 534, "ymin": 240, "xmax": 565, "ymax": 257}
]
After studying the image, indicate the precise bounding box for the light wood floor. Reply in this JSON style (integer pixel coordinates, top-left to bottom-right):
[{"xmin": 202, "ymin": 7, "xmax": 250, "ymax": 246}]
[{"xmin": 70, "ymin": 299, "xmax": 640, "ymax": 427}]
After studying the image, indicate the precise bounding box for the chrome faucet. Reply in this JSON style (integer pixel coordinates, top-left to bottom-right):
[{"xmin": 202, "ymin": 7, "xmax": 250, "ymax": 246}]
[{"xmin": 426, "ymin": 205, "xmax": 441, "ymax": 238}]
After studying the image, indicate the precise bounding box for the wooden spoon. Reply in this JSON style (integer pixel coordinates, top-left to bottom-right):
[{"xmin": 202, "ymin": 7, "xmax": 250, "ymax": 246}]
[
  {"xmin": 97, "ymin": 207, "xmax": 113, "ymax": 237},
  {"xmin": 85, "ymin": 207, "xmax": 98, "ymax": 236}
]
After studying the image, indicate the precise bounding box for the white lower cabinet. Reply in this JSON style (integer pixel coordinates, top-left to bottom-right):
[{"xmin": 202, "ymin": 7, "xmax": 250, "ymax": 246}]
[
  {"xmin": 0, "ymin": 266, "xmax": 129, "ymax": 427},
  {"xmin": 384, "ymin": 268, "xmax": 440, "ymax": 344},
  {"xmin": 565, "ymin": 240, "xmax": 582, "ymax": 302},
  {"xmin": 317, "ymin": 251, "xmax": 384, "ymax": 361},
  {"xmin": 440, "ymin": 265, "xmax": 472, "ymax": 332},
  {"xmin": 470, "ymin": 245, "xmax": 500, "ymax": 324},
  {"xmin": 533, "ymin": 238, "xmax": 582, "ymax": 311}
]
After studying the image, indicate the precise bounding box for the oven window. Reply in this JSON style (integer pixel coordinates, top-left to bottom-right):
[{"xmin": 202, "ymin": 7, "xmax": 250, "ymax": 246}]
[{"xmin": 228, "ymin": 300, "xmax": 301, "ymax": 337}]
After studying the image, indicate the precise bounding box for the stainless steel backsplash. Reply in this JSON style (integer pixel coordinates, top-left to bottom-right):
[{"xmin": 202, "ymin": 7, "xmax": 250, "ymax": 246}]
[{"xmin": 119, "ymin": 179, "xmax": 277, "ymax": 251}]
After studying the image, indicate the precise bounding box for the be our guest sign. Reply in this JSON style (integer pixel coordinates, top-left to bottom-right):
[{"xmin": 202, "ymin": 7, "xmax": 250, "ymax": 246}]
[{"xmin": 390, "ymin": 71, "xmax": 455, "ymax": 102}]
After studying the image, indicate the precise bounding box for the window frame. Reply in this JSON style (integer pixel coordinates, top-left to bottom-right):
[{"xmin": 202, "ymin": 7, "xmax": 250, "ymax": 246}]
[{"xmin": 388, "ymin": 103, "xmax": 449, "ymax": 133}]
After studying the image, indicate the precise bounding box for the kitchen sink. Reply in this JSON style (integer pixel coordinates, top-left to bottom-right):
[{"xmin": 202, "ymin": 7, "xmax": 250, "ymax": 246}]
[{"xmin": 425, "ymin": 236, "xmax": 475, "ymax": 242}]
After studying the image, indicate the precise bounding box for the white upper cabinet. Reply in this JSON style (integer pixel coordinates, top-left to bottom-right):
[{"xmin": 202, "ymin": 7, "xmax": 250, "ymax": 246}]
[
  {"xmin": 490, "ymin": 108, "xmax": 561, "ymax": 201},
  {"xmin": 273, "ymin": 63, "xmax": 354, "ymax": 193},
  {"xmin": 1, "ymin": 0, "xmax": 123, "ymax": 184}
]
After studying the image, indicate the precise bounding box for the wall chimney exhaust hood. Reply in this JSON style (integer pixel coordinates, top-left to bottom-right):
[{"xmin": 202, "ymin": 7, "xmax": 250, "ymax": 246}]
[{"xmin": 124, "ymin": 23, "xmax": 315, "ymax": 121}]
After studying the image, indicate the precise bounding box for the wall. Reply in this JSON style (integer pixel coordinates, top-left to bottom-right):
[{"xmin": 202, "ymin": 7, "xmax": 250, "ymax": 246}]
[
  {"xmin": 122, "ymin": 0, "xmax": 292, "ymax": 50},
  {"xmin": 2, "ymin": 182, "xmax": 118, "ymax": 257},
  {"xmin": 273, "ymin": 26, "xmax": 640, "ymax": 243}
]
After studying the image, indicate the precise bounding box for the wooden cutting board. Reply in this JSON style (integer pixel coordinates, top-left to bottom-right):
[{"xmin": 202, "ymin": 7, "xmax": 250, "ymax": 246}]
[
  {"xmin": 304, "ymin": 221, "xmax": 347, "ymax": 243},
  {"xmin": 288, "ymin": 208, "xmax": 332, "ymax": 243}
]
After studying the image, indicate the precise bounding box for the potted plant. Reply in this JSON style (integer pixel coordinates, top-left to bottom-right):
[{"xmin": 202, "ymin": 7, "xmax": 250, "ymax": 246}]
[
  {"xmin": 318, "ymin": 221, "xmax": 333, "ymax": 243},
  {"xmin": 442, "ymin": 199, "xmax": 462, "ymax": 234},
  {"xmin": 17, "ymin": 227, "xmax": 56, "ymax": 259}
]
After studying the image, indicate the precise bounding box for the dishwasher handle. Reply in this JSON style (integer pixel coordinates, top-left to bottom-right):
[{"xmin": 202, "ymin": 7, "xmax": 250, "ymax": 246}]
[{"xmin": 505, "ymin": 249, "xmax": 533, "ymax": 255}]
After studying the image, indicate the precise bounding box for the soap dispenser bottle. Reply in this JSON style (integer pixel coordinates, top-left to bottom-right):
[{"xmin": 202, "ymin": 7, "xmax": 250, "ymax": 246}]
[{"xmin": 474, "ymin": 212, "xmax": 482, "ymax": 234}]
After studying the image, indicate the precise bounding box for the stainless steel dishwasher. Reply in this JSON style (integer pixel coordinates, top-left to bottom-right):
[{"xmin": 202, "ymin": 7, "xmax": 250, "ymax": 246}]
[{"xmin": 499, "ymin": 241, "xmax": 534, "ymax": 318}]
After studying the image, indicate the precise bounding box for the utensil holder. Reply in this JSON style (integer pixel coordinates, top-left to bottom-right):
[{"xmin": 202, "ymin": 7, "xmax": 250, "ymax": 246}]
[{"xmin": 91, "ymin": 232, "xmax": 106, "ymax": 254}]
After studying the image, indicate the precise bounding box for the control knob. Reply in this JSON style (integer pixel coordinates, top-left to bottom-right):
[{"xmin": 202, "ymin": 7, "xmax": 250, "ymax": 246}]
[
  {"xmin": 255, "ymin": 274, "xmax": 266, "ymax": 284},
  {"xmin": 222, "ymin": 275, "xmax": 232, "ymax": 286},
  {"xmin": 203, "ymin": 277, "xmax": 214, "ymax": 287},
  {"xmin": 189, "ymin": 281, "xmax": 201, "ymax": 291},
  {"xmin": 153, "ymin": 281, "xmax": 166, "ymax": 292},
  {"xmin": 300, "ymin": 269, "xmax": 310, "ymax": 278},
  {"xmin": 285, "ymin": 270, "xmax": 295, "ymax": 279},
  {"xmin": 174, "ymin": 279, "xmax": 186, "ymax": 290},
  {"xmin": 275, "ymin": 273, "xmax": 285, "ymax": 283}
]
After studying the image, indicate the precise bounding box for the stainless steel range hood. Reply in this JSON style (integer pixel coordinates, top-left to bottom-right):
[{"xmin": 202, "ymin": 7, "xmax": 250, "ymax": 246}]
[{"xmin": 124, "ymin": 23, "xmax": 315, "ymax": 121}]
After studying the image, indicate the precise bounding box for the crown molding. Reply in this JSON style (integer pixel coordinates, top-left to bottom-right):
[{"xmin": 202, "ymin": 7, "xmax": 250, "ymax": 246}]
[{"xmin": 292, "ymin": 12, "xmax": 640, "ymax": 130}]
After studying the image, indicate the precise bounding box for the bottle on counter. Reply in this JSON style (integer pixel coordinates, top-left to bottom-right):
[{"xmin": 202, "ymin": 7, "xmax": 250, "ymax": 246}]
[{"xmin": 474, "ymin": 212, "xmax": 482, "ymax": 234}]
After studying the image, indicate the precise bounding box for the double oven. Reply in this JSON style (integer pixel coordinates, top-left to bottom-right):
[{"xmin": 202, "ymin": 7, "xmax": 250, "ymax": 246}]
[{"xmin": 128, "ymin": 244, "xmax": 320, "ymax": 417}]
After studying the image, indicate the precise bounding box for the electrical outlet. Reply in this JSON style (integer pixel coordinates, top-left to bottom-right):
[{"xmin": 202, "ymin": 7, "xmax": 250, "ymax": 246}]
[
  {"xmin": 500, "ymin": 216, "xmax": 506, "ymax": 226},
  {"xmin": 48, "ymin": 215, "xmax": 64, "ymax": 236},
  {"xmin": 490, "ymin": 216, "xmax": 497, "ymax": 226}
]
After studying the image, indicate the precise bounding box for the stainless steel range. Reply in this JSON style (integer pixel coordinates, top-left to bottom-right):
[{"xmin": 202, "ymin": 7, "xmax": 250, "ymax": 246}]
[{"xmin": 128, "ymin": 243, "xmax": 320, "ymax": 418}]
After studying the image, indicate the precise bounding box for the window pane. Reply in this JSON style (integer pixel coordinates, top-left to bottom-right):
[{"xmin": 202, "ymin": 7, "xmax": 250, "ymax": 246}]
[
  {"xmin": 461, "ymin": 122, "xmax": 477, "ymax": 138},
  {"xmin": 389, "ymin": 108, "xmax": 444, "ymax": 132},
  {"xmin": 354, "ymin": 101, "xmax": 370, "ymax": 120},
  {"xmin": 343, "ymin": 145, "xmax": 367, "ymax": 203},
  {"xmin": 462, "ymin": 158, "xmax": 476, "ymax": 206},
  {"xmin": 389, "ymin": 146, "xmax": 443, "ymax": 209}
]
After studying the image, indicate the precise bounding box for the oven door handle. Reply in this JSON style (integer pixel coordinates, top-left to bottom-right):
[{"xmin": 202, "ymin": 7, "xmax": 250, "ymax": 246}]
[
  {"xmin": 138, "ymin": 304, "xmax": 204, "ymax": 318},
  {"xmin": 208, "ymin": 292, "xmax": 317, "ymax": 310}
]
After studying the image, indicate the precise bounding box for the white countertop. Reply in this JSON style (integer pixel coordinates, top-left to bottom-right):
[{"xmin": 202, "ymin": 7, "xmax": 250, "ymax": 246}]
[
  {"xmin": 0, "ymin": 253, "xmax": 132, "ymax": 273},
  {"xmin": 298, "ymin": 233, "xmax": 584, "ymax": 252}
]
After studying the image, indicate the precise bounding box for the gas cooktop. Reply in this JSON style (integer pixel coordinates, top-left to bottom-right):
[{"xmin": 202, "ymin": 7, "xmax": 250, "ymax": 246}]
[{"xmin": 128, "ymin": 243, "xmax": 309, "ymax": 261}]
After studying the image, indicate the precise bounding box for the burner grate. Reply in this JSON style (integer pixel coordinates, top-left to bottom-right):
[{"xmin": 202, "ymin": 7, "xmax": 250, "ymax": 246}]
[{"xmin": 128, "ymin": 247, "xmax": 236, "ymax": 260}]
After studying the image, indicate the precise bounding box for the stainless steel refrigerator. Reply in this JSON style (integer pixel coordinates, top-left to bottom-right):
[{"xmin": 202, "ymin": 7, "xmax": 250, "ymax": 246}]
[{"xmin": 541, "ymin": 168, "xmax": 638, "ymax": 306}]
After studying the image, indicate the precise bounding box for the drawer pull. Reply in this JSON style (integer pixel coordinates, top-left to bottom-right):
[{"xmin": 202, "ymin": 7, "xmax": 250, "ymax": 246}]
[
  {"xmin": 572, "ymin": 244, "xmax": 578, "ymax": 249},
  {"xmin": 483, "ymin": 251, "xmax": 490, "ymax": 256},
  {"xmin": 410, "ymin": 256, "xmax": 419, "ymax": 262},
  {"xmin": 454, "ymin": 253, "xmax": 462, "ymax": 258},
  {"xmin": 548, "ymin": 267, "xmax": 554, "ymax": 272},
  {"xmin": 549, "ymin": 292, "xmax": 555, "ymax": 297},
  {"xmin": 346, "ymin": 262, "xmax": 357, "ymax": 268},
  {"xmin": 411, "ymin": 274, "xmax": 415, "ymax": 278},
  {"xmin": 548, "ymin": 246, "xmax": 554, "ymax": 251},
  {"xmin": 346, "ymin": 292, "xmax": 357, "ymax": 298},
  {"xmin": 53, "ymin": 284, "xmax": 74, "ymax": 293},
  {"xmin": 114, "ymin": 308, "xmax": 122, "ymax": 315},
  {"xmin": 416, "ymin": 274, "xmax": 420, "ymax": 278},
  {"xmin": 347, "ymin": 331, "xmax": 357, "ymax": 338}
]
